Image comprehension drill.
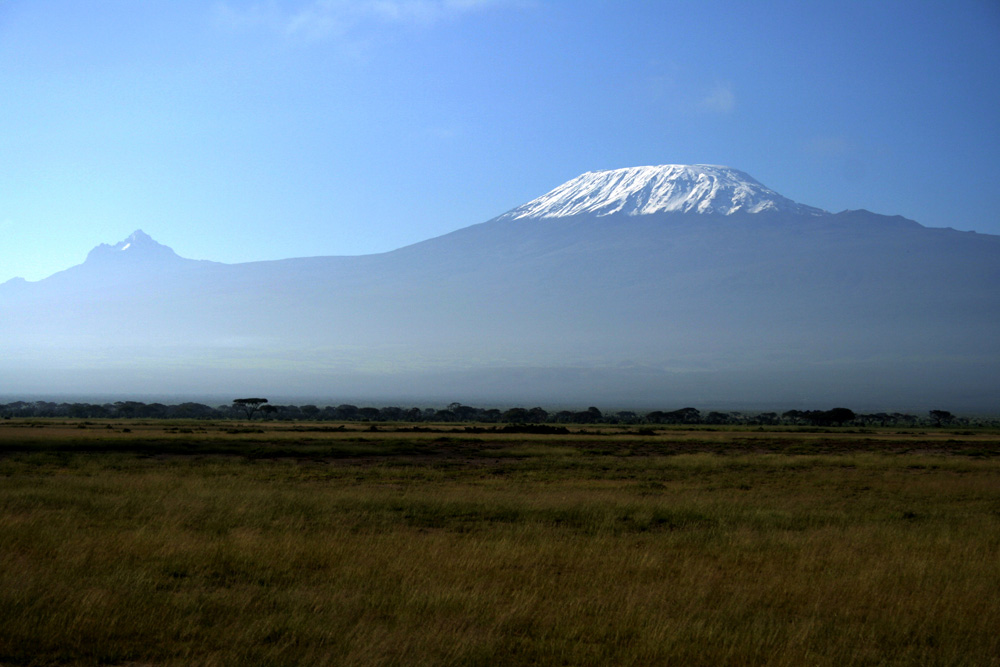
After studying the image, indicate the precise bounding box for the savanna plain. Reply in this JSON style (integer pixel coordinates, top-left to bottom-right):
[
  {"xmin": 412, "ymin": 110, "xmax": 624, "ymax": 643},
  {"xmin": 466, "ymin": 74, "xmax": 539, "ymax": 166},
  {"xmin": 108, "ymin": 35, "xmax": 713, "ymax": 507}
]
[{"xmin": 1, "ymin": 418, "xmax": 998, "ymax": 666}]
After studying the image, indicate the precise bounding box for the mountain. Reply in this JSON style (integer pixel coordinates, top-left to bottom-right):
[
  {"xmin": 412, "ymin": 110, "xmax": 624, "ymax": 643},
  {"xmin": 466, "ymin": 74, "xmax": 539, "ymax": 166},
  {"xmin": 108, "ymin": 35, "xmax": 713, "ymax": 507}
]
[
  {"xmin": 499, "ymin": 164, "xmax": 825, "ymax": 218},
  {"xmin": 2, "ymin": 164, "xmax": 999, "ymax": 411},
  {"xmin": 85, "ymin": 229, "xmax": 179, "ymax": 263}
]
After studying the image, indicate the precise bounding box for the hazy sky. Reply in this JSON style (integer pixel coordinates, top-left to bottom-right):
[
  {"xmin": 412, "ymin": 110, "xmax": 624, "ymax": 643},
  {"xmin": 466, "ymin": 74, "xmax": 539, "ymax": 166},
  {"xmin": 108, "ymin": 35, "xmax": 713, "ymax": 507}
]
[{"xmin": 2, "ymin": 0, "xmax": 999, "ymax": 282}]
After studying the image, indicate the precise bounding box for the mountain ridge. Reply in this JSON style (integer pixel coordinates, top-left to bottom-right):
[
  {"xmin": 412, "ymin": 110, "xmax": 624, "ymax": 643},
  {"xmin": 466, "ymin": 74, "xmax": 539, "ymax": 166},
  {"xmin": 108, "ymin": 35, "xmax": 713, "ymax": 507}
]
[
  {"xmin": 2, "ymin": 164, "xmax": 998, "ymax": 410},
  {"xmin": 8, "ymin": 164, "xmax": 994, "ymax": 285}
]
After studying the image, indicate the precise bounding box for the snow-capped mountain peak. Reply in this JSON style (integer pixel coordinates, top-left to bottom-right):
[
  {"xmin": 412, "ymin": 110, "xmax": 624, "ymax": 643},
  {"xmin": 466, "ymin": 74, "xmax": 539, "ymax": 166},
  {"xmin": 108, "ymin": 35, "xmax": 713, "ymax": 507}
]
[{"xmin": 503, "ymin": 164, "xmax": 826, "ymax": 220}]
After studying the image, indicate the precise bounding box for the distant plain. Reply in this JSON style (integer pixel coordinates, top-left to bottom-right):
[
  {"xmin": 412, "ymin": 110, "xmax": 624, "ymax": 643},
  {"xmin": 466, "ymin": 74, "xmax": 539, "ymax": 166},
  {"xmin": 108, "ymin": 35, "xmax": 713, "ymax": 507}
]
[{"xmin": 2, "ymin": 419, "xmax": 998, "ymax": 665}]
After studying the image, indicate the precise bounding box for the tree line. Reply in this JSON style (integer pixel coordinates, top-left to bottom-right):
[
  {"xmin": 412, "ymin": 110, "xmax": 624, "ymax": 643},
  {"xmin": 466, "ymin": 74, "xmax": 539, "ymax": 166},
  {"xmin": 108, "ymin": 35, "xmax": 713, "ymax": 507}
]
[{"xmin": 0, "ymin": 400, "xmax": 983, "ymax": 427}]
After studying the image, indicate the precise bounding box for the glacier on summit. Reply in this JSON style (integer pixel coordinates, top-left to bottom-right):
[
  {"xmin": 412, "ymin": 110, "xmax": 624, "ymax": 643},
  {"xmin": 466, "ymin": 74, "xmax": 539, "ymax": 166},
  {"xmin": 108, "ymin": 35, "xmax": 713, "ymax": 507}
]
[{"xmin": 503, "ymin": 164, "xmax": 826, "ymax": 219}]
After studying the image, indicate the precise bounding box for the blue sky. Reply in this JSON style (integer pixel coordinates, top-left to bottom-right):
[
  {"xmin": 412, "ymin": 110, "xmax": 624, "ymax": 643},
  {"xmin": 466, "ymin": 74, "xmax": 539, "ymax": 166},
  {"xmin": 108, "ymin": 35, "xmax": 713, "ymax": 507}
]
[{"xmin": 2, "ymin": 0, "xmax": 999, "ymax": 282}]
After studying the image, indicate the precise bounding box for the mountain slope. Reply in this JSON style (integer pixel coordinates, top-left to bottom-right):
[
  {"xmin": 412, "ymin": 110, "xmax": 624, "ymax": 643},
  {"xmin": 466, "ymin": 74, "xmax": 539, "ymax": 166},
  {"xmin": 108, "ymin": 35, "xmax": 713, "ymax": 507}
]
[{"xmin": 2, "ymin": 165, "xmax": 998, "ymax": 410}]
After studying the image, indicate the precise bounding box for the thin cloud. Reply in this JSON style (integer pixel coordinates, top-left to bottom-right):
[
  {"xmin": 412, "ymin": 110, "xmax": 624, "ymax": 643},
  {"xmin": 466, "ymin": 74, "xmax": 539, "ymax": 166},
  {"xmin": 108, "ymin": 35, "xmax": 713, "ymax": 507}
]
[
  {"xmin": 802, "ymin": 135, "xmax": 856, "ymax": 156},
  {"xmin": 214, "ymin": 0, "xmax": 522, "ymax": 40},
  {"xmin": 699, "ymin": 82, "xmax": 736, "ymax": 113},
  {"xmin": 212, "ymin": 3, "xmax": 282, "ymax": 31}
]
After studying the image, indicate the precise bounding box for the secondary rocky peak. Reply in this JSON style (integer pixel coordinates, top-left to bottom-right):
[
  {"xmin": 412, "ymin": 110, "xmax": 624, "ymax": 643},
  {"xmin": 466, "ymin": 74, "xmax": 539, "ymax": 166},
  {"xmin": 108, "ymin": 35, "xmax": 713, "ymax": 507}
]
[
  {"xmin": 84, "ymin": 229, "xmax": 180, "ymax": 264},
  {"xmin": 503, "ymin": 164, "xmax": 826, "ymax": 219},
  {"xmin": 118, "ymin": 229, "xmax": 156, "ymax": 250}
]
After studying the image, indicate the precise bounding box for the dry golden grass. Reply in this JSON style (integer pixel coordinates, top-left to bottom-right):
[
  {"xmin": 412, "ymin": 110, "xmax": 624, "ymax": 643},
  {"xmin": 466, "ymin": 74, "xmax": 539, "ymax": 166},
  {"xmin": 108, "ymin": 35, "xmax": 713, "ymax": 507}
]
[{"xmin": 1, "ymin": 420, "xmax": 998, "ymax": 665}]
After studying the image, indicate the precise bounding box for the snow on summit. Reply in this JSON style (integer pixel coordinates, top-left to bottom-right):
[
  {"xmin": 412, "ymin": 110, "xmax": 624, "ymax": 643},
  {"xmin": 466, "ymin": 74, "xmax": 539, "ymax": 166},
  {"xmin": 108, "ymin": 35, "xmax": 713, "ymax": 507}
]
[{"xmin": 505, "ymin": 165, "xmax": 826, "ymax": 219}]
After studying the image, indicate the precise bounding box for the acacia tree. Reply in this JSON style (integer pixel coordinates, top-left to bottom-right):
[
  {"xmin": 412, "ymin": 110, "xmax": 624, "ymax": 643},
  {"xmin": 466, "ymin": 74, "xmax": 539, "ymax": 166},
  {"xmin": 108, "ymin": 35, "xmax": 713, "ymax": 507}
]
[
  {"xmin": 929, "ymin": 409, "xmax": 955, "ymax": 427},
  {"xmin": 233, "ymin": 397, "xmax": 268, "ymax": 420}
]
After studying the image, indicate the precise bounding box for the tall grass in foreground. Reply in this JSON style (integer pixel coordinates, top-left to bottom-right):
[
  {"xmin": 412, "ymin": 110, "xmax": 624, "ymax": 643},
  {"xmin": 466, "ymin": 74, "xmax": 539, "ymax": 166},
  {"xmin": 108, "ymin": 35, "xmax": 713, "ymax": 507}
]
[{"xmin": 1, "ymin": 448, "xmax": 999, "ymax": 665}]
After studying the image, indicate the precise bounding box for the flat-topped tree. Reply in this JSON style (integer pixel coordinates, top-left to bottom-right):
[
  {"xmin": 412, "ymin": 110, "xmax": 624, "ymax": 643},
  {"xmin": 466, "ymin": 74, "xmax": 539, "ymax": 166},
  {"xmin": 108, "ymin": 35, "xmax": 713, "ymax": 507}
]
[
  {"xmin": 233, "ymin": 398, "xmax": 268, "ymax": 420},
  {"xmin": 929, "ymin": 410, "xmax": 955, "ymax": 426}
]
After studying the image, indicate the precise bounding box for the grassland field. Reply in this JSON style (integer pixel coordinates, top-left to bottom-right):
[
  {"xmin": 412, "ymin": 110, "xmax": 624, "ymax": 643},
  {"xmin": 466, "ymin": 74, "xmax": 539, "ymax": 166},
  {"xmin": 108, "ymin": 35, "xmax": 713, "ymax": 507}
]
[{"xmin": 1, "ymin": 418, "xmax": 998, "ymax": 666}]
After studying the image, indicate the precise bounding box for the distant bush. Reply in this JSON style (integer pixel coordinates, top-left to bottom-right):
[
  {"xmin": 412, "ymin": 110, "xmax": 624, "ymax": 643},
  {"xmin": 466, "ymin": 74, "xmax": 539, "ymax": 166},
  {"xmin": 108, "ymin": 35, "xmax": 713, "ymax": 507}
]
[{"xmin": 0, "ymin": 400, "xmax": 991, "ymax": 427}]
